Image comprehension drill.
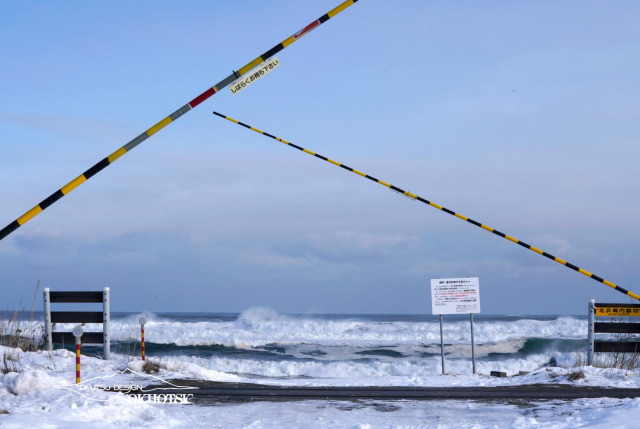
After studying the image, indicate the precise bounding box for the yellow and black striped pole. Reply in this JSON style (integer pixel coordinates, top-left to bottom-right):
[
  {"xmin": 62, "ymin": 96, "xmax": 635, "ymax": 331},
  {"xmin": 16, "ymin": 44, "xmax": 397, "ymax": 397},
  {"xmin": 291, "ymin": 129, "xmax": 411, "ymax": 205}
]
[
  {"xmin": 0, "ymin": 0, "xmax": 360, "ymax": 242},
  {"xmin": 213, "ymin": 111, "xmax": 640, "ymax": 301}
]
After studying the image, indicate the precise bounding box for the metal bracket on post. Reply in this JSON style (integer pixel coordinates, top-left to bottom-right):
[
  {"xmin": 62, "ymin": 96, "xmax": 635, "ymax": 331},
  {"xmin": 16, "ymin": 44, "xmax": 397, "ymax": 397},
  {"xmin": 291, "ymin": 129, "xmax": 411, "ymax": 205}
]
[
  {"xmin": 43, "ymin": 288, "xmax": 52, "ymax": 351},
  {"xmin": 103, "ymin": 287, "xmax": 110, "ymax": 360},
  {"xmin": 587, "ymin": 299, "xmax": 595, "ymax": 366}
]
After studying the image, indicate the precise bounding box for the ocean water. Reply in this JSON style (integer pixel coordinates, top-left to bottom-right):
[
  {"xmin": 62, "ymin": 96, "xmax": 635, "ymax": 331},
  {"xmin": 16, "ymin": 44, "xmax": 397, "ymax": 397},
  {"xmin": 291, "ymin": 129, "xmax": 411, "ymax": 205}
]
[
  {"xmin": 6, "ymin": 308, "xmax": 640, "ymax": 428},
  {"xmin": 36, "ymin": 307, "xmax": 590, "ymax": 380}
]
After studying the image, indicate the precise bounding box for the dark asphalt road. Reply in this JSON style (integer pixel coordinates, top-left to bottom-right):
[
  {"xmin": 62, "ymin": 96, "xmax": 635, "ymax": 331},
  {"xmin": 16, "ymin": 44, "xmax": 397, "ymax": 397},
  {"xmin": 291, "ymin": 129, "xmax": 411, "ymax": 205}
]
[{"xmin": 136, "ymin": 381, "xmax": 640, "ymax": 403}]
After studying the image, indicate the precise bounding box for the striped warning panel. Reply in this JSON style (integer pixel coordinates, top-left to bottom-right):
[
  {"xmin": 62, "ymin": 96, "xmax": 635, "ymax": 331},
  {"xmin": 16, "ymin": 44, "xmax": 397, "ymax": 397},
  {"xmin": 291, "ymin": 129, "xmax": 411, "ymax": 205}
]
[{"xmin": 212, "ymin": 111, "xmax": 639, "ymax": 302}]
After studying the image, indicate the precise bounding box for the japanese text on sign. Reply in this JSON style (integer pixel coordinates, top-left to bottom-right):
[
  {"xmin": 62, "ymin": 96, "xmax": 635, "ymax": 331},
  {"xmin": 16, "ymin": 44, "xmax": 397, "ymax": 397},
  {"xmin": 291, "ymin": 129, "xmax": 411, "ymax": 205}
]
[
  {"xmin": 595, "ymin": 307, "xmax": 640, "ymax": 317},
  {"xmin": 431, "ymin": 277, "xmax": 481, "ymax": 315},
  {"xmin": 229, "ymin": 57, "xmax": 281, "ymax": 94}
]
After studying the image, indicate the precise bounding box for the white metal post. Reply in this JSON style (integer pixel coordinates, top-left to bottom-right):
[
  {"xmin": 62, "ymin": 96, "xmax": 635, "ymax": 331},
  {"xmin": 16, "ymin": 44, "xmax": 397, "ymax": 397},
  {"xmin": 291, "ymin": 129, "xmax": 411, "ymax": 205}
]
[
  {"xmin": 103, "ymin": 287, "xmax": 110, "ymax": 360},
  {"xmin": 470, "ymin": 313, "xmax": 476, "ymax": 374},
  {"xmin": 439, "ymin": 314, "xmax": 446, "ymax": 375},
  {"xmin": 587, "ymin": 299, "xmax": 595, "ymax": 366},
  {"xmin": 43, "ymin": 288, "xmax": 52, "ymax": 351}
]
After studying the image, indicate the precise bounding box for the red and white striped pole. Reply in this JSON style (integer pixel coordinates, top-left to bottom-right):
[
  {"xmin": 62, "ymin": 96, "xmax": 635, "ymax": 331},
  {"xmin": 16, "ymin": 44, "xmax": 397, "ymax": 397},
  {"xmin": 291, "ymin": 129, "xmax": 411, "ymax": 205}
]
[
  {"xmin": 139, "ymin": 317, "xmax": 146, "ymax": 361},
  {"xmin": 72, "ymin": 326, "xmax": 83, "ymax": 384}
]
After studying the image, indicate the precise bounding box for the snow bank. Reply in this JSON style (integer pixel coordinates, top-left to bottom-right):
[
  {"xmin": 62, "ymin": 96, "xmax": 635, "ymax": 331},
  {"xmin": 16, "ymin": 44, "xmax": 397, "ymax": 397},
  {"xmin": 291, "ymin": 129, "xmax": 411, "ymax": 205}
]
[
  {"xmin": 7, "ymin": 369, "xmax": 63, "ymax": 394},
  {"xmin": 2, "ymin": 345, "xmax": 640, "ymax": 428}
]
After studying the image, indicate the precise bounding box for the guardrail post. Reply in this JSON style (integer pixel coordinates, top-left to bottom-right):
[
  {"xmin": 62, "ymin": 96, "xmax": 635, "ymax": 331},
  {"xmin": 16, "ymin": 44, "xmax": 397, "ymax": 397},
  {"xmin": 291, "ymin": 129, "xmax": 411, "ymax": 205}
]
[
  {"xmin": 43, "ymin": 288, "xmax": 52, "ymax": 351},
  {"xmin": 103, "ymin": 287, "xmax": 110, "ymax": 360},
  {"xmin": 587, "ymin": 299, "xmax": 595, "ymax": 365}
]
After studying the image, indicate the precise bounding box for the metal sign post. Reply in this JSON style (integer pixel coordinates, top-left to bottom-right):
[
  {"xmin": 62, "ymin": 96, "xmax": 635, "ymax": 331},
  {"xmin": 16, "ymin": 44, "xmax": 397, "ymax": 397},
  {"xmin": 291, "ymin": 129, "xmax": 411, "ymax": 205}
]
[
  {"xmin": 431, "ymin": 277, "xmax": 481, "ymax": 375},
  {"xmin": 439, "ymin": 314, "xmax": 445, "ymax": 375},
  {"xmin": 470, "ymin": 313, "xmax": 476, "ymax": 374},
  {"xmin": 587, "ymin": 299, "xmax": 595, "ymax": 365}
]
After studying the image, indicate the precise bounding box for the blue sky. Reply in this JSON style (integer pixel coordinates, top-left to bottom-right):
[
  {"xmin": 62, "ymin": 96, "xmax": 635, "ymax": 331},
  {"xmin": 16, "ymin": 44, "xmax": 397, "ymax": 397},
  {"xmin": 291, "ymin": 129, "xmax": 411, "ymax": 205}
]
[{"xmin": 1, "ymin": 1, "xmax": 639, "ymax": 315}]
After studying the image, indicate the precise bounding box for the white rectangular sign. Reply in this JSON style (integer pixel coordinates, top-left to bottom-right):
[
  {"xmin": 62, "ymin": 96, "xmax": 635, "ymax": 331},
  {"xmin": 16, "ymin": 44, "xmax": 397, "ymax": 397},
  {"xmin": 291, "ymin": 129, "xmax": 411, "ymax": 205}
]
[
  {"xmin": 431, "ymin": 277, "xmax": 481, "ymax": 315},
  {"xmin": 229, "ymin": 57, "xmax": 281, "ymax": 94}
]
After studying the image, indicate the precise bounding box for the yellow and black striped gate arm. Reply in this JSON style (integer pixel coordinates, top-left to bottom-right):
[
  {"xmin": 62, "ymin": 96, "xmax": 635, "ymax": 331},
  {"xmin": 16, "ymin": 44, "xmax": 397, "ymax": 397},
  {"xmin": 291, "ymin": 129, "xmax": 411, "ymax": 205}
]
[
  {"xmin": 212, "ymin": 111, "xmax": 640, "ymax": 301},
  {"xmin": 0, "ymin": 0, "xmax": 360, "ymax": 242}
]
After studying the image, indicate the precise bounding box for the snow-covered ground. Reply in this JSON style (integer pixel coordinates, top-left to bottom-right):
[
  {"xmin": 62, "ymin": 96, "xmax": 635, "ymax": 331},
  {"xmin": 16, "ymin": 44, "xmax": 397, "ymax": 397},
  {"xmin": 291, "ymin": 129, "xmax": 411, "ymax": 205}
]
[{"xmin": 2, "ymin": 345, "xmax": 640, "ymax": 428}]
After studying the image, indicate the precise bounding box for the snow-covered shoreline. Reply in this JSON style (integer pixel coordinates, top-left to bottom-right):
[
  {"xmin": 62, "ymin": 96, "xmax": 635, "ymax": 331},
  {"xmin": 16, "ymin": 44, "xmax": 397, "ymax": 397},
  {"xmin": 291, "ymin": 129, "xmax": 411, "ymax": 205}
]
[{"xmin": 2, "ymin": 345, "xmax": 640, "ymax": 428}]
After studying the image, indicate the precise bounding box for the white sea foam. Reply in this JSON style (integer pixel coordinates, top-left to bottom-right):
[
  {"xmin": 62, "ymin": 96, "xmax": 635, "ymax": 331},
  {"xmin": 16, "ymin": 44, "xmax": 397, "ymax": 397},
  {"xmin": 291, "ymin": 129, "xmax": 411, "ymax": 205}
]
[
  {"xmin": 3, "ymin": 310, "xmax": 639, "ymax": 428},
  {"xmin": 154, "ymin": 351, "xmax": 561, "ymax": 380},
  {"xmin": 44, "ymin": 309, "xmax": 589, "ymax": 382},
  {"xmin": 56, "ymin": 309, "xmax": 587, "ymax": 349}
]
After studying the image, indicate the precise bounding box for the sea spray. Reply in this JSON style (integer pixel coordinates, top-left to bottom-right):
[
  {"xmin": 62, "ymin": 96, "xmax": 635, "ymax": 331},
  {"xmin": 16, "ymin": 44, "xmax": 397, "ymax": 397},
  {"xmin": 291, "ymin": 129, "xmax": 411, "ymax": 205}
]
[{"xmin": 16, "ymin": 308, "xmax": 588, "ymax": 378}]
